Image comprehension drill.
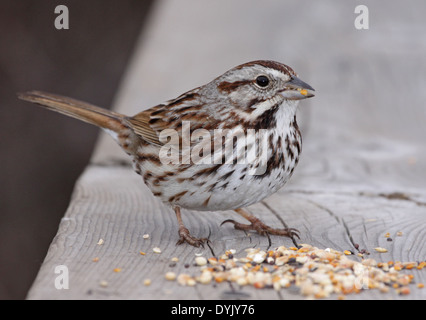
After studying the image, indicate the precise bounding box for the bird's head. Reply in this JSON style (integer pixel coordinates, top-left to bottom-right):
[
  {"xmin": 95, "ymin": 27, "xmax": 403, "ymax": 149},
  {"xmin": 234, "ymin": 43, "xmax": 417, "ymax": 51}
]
[{"xmin": 210, "ymin": 60, "xmax": 314, "ymax": 119}]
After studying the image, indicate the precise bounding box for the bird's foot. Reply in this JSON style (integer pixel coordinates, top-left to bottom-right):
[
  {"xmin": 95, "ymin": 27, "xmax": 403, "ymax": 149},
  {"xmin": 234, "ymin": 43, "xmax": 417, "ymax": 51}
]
[
  {"xmin": 221, "ymin": 208, "xmax": 300, "ymax": 247},
  {"xmin": 176, "ymin": 226, "xmax": 210, "ymax": 248},
  {"xmin": 221, "ymin": 217, "xmax": 300, "ymax": 239}
]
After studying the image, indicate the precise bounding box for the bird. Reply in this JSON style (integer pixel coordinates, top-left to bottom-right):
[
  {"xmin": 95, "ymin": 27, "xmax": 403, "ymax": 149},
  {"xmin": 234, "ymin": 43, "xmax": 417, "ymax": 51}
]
[{"xmin": 18, "ymin": 60, "xmax": 314, "ymax": 247}]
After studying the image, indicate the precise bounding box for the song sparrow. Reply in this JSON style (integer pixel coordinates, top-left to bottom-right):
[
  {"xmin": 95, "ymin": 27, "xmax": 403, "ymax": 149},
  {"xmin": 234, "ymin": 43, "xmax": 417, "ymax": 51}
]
[{"xmin": 18, "ymin": 60, "xmax": 314, "ymax": 247}]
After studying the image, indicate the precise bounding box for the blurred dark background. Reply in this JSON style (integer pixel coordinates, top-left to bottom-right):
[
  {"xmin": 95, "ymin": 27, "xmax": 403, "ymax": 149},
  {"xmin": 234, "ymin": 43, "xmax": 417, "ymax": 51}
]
[{"xmin": 0, "ymin": 0, "xmax": 153, "ymax": 299}]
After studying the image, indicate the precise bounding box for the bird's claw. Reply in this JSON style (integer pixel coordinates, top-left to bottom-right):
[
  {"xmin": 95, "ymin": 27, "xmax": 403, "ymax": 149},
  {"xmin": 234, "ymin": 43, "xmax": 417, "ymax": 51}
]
[
  {"xmin": 221, "ymin": 218, "xmax": 300, "ymax": 239},
  {"xmin": 176, "ymin": 226, "xmax": 210, "ymax": 248}
]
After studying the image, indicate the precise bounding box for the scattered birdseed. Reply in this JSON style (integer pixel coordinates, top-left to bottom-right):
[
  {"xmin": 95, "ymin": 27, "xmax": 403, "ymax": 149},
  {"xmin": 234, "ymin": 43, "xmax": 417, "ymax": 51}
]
[
  {"xmin": 195, "ymin": 256, "xmax": 207, "ymax": 266},
  {"xmin": 165, "ymin": 272, "xmax": 177, "ymax": 281},
  {"xmin": 404, "ymin": 262, "xmax": 416, "ymax": 270},
  {"xmin": 143, "ymin": 234, "xmax": 150, "ymax": 239},
  {"xmin": 398, "ymin": 286, "xmax": 410, "ymax": 295},
  {"xmin": 384, "ymin": 232, "xmax": 391, "ymax": 238},
  {"xmin": 140, "ymin": 251, "xmax": 146, "ymax": 255},
  {"xmin": 171, "ymin": 244, "xmax": 425, "ymax": 299},
  {"xmin": 92, "ymin": 257, "xmax": 99, "ymax": 262},
  {"xmin": 397, "ymin": 231, "xmax": 403, "ymax": 236},
  {"xmin": 197, "ymin": 270, "xmax": 213, "ymax": 284},
  {"xmin": 171, "ymin": 257, "xmax": 179, "ymax": 262},
  {"xmin": 144, "ymin": 279, "xmax": 151, "ymax": 286},
  {"xmin": 97, "ymin": 239, "xmax": 104, "ymax": 245},
  {"xmin": 374, "ymin": 247, "xmax": 388, "ymax": 253},
  {"xmin": 252, "ymin": 251, "xmax": 267, "ymax": 264},
  {"xmin": 394, "ymin": 263, "xmax": 403, "ymax": 271},
  {"xmin": 113, "ymin": 268, "xmax": 122, "ymax": 273},
  {"xmin": 153, "ymin": 247, "xmax": 162, "ymax": 254},
  {"xmin": 177, "ymin": 273, "xmax": 196, "ymax": 286},
  {"xmin": 99, "ymin": 280, "xmax": 108, "ymax": 288},
  {"xmin": 360, "ymin": 248, "xmax": 368, "ymax": 255},
  {"xmin": 417, "ymin": 283, "xmax": 424, "ymax": 289}
]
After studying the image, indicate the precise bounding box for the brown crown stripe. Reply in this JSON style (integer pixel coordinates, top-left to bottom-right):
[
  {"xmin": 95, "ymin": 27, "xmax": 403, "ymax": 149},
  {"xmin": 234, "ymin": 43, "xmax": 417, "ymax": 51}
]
[{"xmin": 237, "ymin": 60, "xmax": 296, "ymax": 77}]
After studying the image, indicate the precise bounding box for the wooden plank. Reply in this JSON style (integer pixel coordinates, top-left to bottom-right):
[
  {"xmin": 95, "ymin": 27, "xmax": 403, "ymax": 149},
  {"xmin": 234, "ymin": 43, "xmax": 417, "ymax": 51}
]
[
  {"xmin": 26, "ymin": 163, "xmax": 426, "ymax": 300},
  {"xmin": 26, "ymin": 165, "xmax": 281, "ymax": 300},
  {"xmin": 27, "ymin": 0, "xmax": 426, "ymax": 300}
]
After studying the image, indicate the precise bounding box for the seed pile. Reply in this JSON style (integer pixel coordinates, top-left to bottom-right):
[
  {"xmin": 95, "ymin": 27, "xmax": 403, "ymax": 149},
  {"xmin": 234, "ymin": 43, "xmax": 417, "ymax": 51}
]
[{"xmin": 171, "ymin": 244, "xmax": 425, "ymax": 299}]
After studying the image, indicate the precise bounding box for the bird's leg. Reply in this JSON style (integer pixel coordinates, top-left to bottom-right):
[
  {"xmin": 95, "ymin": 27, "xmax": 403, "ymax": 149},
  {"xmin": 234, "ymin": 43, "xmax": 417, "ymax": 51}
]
[
  {"xmin": 221, "ymin": 208, "xmax": 300, "ymax": 239},
  {"xmin": 174, "ymin": 206, "xmax": 209, "ymax": 247}
]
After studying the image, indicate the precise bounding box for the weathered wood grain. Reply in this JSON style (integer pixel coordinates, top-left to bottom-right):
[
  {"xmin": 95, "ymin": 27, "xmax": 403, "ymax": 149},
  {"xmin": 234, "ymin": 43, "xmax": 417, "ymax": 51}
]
[
  {"xmin": 27, "ymin": 0, "xmax": 426, "ymax": 299},
  {"xmin": 26, "ymin": 163, "xmax": 426, "ymax": 300}
]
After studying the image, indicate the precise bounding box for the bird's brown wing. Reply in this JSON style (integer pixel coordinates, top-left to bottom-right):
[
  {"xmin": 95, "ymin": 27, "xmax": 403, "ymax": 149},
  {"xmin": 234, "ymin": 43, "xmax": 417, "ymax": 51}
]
[
  {"xmin": 127, "ymin": 89, "xmax": 212, "ymax": 147},
  {"xmin": 127, "ymin": 104, "xmax": 168, "ymax": 146}
]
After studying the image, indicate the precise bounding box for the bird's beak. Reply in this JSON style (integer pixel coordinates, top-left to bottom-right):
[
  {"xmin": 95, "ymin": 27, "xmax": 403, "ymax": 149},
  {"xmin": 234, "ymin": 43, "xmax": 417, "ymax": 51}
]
[{"xmin": 281, "ymin": 76, "xmax": 315, "ymax": 100}]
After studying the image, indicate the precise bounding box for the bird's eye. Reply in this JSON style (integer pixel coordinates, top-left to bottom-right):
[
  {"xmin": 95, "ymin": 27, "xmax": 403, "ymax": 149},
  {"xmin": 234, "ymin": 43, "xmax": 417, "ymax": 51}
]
[{"xmin": 255, "ymin": 75, "xmax": 270, "ymax": 87}]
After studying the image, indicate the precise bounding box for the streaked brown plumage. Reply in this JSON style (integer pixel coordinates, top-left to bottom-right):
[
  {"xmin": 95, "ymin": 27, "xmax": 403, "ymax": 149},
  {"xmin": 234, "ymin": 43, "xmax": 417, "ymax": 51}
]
[{"xmin": 18, "ymin": 60, "xmax": 314, "ymax": 247}]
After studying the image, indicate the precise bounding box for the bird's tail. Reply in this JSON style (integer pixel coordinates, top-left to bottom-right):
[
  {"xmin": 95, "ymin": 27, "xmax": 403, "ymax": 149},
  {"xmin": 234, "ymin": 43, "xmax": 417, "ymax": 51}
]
[{"xmin": 17, "ymin": 90, "xmax": 126, "ymax": 133}]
